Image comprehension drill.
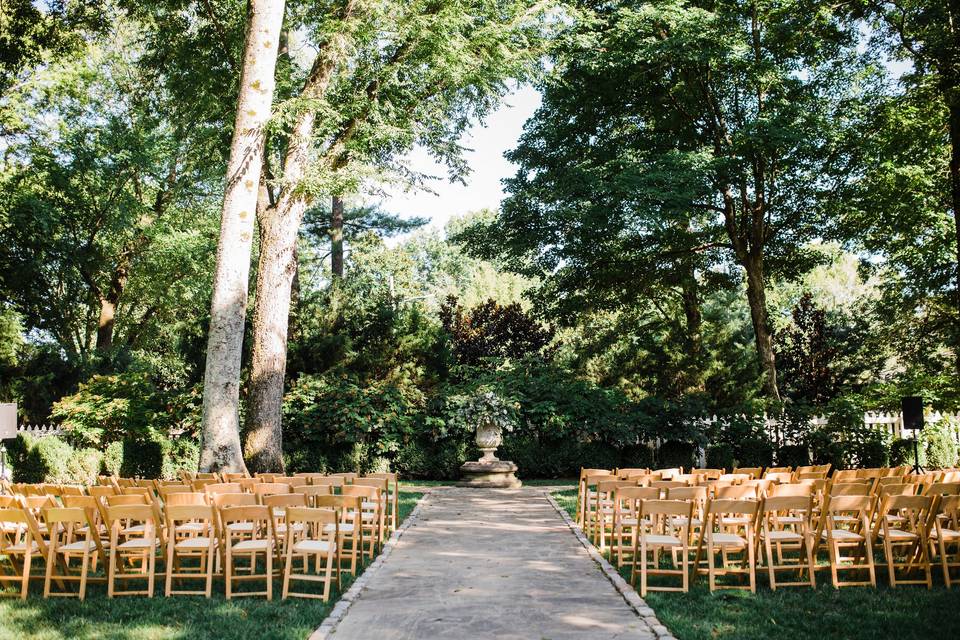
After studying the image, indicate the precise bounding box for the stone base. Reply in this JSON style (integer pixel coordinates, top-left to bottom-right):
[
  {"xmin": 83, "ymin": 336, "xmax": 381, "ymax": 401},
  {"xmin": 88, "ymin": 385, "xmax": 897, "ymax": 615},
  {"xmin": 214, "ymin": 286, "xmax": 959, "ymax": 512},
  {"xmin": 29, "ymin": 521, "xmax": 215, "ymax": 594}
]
[{"xmin": 458, "ymin": 460, "xmax": 522, "ymax": 488}]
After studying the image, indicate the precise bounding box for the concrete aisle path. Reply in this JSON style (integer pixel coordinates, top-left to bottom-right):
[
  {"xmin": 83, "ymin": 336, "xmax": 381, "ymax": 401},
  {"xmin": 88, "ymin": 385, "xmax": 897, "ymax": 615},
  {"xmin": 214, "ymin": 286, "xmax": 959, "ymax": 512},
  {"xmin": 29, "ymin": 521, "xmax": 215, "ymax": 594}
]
[{"xmin": 328, "ymin": 488, "xmax": 660, "ymax": 640}]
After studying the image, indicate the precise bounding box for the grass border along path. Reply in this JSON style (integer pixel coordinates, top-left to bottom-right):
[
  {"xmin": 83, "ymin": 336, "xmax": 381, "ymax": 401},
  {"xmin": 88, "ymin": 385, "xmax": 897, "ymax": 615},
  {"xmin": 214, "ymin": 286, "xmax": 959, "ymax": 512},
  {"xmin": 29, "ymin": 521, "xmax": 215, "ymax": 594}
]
[
  {"xmin": 551, "ymin": 489, "xmax": 960, "ymax": 640},
  {"xmin": 0, "ymin": 490, "xmax": 426, "ymax": 640}
]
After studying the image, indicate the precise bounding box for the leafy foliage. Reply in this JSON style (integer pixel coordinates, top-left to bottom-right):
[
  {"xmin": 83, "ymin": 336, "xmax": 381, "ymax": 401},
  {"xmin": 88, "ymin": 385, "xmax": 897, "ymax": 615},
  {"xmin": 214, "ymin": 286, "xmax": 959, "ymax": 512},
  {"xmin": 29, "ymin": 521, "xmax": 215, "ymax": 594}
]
[{"xmin": 440, "ymin": 296, "xmax": 554, "ymax": 368}]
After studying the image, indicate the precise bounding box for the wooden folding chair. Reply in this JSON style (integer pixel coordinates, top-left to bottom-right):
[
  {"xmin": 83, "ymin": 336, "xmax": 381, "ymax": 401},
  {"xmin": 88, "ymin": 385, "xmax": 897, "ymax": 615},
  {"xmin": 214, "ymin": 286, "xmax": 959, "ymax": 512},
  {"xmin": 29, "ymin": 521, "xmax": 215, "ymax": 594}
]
[
  {"xmin": 697, "ymin": 498, "xmax": 759, "ymax": 592},
  {"xmin": 311, "ymin": 476, "xmax": 346, "ymax": 492},
  {"xmin": 202, "ymin": 483, "xmax": 241, "ymax": 498},
  {"xmin": 263, "ymin": 493, "xmax": 308, "ymax": 559},
  {"xmin": 342, "ymin": 485, "xmax": 383, "ymax": 559},
  {"xmin": 594, "ymin": 480, "xmax": 636, "ymax": 549},
  {"xmin": 295, "ymin": 484, "xmax": 333, "ymax": 508},
  {"xmin": 0, "ymin": 505, "xmax": 46, "ymax": 599},
  {"xmin": 666, "ymin": 486, "xmax": 707, "ymax": 566},
  {"xmin": 577, "ymin": 469, "xmax": 614, "ymax": 531},
  {"xmin": 329, "ymin": 472, "xmax": 358, "ymax": 484},
  {"xmin": 362, "ymin": 474, "xmax": 399, "ymax": 532},
  {"xmin": 631, "ymin": 499, "xmax": 694, "ymax": 596},
  {"xmin": 282, "ymin": 507, "xmax": 340, "ymax": 601},
  {"xmin": 652, "ymin": 468, "xmax": 682, "ymax": 480},
  {"xmin": 220, "ymin": 505, "xmax": 274, "ymax": 600},
  {"xmin": 106, "ymin": 504, "xmax": 158, "ymax": 597},
  {"xmin": 873, "ymin": 494, "xmax": 933, "ymax": 588},
  {"xmin": 611, "ymin": 486, "xmax": 659, "ymax": 568},
  {"xmin": 43, "ymin": 506, "xmax": 102, "ymax": 600},
  {"xmin": 760, "ymin": 495, "xmax": 817, "ymax": 589},
  {"xmin": 930, "ymin": 494, "xmax": 960, "ymax": 587},
  {"xmin": 254, "ymin": 482, "xmax": 291, "ymax": 503},
  {"xmin": 313, "ymin": 495, "xmax": 362, "ymax": 576},
  {"xmin": 164, "ymin": 504, "xmax": 217, "ymax": 597},
  {"xmin": 733, "ymin": 467, "xmax": 762, "ymax": 480},
  {"xmin": 817, "ymin": 494, "xmax": 876, "ymax": 588}
]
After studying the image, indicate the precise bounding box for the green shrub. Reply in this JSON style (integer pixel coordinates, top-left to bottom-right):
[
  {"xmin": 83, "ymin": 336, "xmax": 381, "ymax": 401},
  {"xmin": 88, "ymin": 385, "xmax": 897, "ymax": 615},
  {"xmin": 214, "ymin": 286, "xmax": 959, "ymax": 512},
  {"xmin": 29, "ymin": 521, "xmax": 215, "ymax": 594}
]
[
  {"xmin": 777, "ymin": 444, "xmax": 810, "ymax": 468},
  {"xmin": 811, "ymin": 398, "xmax": 889, "ymax": 469},
  {"xmin": 889, "ymin": 438, "xmax": 919, "ymax": 467},
  {"xmin": 102, "ymin": 441, "xmax": 124, "ymax": 476},
  {"xmin": 658, "ymin": 440, "xmax": 695, "ymax": 470},
  {"xmin": 706, "ymin": 443, "xmax": 735, "ymax": 470},
  {"xmin": 121, "ymin": 437, "xmax": 163, "ymax": 479},
  {"xmin": 162, "ymin": 438, "xmax": 200, "ymax": 480},
  {"xmin": 620, "ymin": 444, "xmax": 655, "ymax": 470},
  {"xmin": 66, "ymin": 448, "xmax": 102, "ymax": 485},
  {"xmin": 9, "ymin": 434, "xmax": 75, "ymax": 483},
  {"xmin": 923, "ymin": 419, "xmax": 959, "ymax": 469}
]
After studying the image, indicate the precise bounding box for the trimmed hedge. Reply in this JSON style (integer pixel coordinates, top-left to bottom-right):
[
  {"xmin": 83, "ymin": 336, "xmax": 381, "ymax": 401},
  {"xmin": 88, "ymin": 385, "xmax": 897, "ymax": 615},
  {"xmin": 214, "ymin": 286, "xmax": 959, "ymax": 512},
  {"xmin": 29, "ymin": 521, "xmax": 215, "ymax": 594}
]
[{"xmin": 6, "ymin": 432, "xmax": 196, "ymax": 483}]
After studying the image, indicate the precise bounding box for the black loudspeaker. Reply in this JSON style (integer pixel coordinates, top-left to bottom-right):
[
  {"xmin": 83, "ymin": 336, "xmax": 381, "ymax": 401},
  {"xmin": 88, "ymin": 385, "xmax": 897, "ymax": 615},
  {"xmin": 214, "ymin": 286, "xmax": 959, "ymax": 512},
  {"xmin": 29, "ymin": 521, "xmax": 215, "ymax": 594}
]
[{"xmin": 902, "ymin": 396, "xmax": 924, "ymax": 431}]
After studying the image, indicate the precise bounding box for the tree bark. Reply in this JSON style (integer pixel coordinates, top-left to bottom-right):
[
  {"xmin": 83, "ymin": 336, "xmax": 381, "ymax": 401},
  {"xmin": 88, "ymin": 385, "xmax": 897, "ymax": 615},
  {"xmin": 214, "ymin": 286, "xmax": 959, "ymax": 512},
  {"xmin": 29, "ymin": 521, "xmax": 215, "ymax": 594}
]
[
  {"xmin": 679, "ymin": 263, "xmax": 704, "ymax": 393},
  {"xmin": 331, "ymin": 195, "xmax": 344, "ymax": 278},
  {"xmin": 947, "ymin": 93, "xmax": 960, "ymax": 375},
  {"xmin": 743, "ymin": 251, "xmax": 781, "ymax": 403},
  {"xmin": 200, "ymin": 0, "xmax": 285, "ymax": 473},
  {"xmin": 243, "ymin": 3, "xmax": 353, "ymax": 469},
  {"xmin": 244, "ymin": 198, "xmax": 301, "ymax": 472}
]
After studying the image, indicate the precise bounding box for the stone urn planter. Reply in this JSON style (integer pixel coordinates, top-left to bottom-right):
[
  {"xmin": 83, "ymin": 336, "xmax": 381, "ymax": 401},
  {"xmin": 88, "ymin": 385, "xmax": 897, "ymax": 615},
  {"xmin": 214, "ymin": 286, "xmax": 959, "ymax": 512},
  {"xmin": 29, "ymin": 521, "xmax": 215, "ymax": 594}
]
[{"xmin": 459, "ymin": 411, "xmax": 521, "ymax": 489}]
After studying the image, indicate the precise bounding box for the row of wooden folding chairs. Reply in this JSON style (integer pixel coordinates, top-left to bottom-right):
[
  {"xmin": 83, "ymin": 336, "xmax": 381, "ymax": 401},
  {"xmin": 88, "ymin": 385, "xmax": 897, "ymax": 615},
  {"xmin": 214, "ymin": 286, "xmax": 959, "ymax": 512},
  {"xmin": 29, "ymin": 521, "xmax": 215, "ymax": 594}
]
[
  {"xmin": 599, "ymin": 483, "xmax": 960, "ymax": 596},
  {"xmin": 577, "ymin": 465, "xmax": 960, "ymax": 545},
  {"xmin": 6, "ymin": 478, "xmax": 391, "ymax": 551},
  {"xmin": 89, "ymin": 471, "xmax": 402, "ymax": 535},
  {"xmin": 591, "ymin": 472, "xmax": 960, "ymax": 553},
  {"xmin": 0, "ymin": 485, "xmax": 389, "ymax": 601}
]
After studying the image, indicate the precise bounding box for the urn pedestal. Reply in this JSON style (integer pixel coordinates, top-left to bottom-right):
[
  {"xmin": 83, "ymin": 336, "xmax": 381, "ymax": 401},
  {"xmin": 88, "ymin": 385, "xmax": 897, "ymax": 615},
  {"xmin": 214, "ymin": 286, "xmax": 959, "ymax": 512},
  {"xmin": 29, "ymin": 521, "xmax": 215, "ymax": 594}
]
[{"xmin": 458, "ymin": 420, "xmax": 522, "ymax": 488}]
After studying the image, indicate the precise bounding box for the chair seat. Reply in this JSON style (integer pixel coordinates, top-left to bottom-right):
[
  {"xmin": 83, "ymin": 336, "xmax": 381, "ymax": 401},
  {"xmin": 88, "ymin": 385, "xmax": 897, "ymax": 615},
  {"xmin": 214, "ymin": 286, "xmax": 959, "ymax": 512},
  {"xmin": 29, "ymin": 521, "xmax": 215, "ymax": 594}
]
[
  {"xmin": 176, "ymin": 536, "xmax": 216, "ymax": 550},
  {"xmin": 122, "ymin": 524, "xmax": 150, "ymax": 535},
  {"xmin": 117, "ymin": 538, "xmax": 154, "ymax": 550},
  {"xmin": 669, "ymin": 516, "xmax": 702, "ymax": 527},
  {"xmin": 616, "ymin": 518, "xmax": 652, "ymax": 527},
  {"xmin": 293, "ymin": 539, "xmax": 336, "ymax": 554},
  {"xmin": 719, "ymin": 516, "xmax": 752, "ymax": 525},
  {"xmin": 765, "ymin": 530, "xmax": 803, "ymax": 541},
  {"xmin": 361, "ymin": 501, "xmax": 383, "ymax": 510},
  {"xmin": 232, "ymin": 539, "xmax": 270, "ymax": 552},
  {"xmin": 711, "ymin": 533, "xmax": 747, "ymax": 546},
  {"xmin": 775, "ymin": 515, "xmax": 803, "ymax": 524},
  {"xmin": 177, "ymin": 522, "xmax": 207, "ymax": 533},
  {"xmin": 58, "ymin": 540, "xmax": 95, "ymax": 552},
  {"xmin": 879, "ymin": 528, "xmax": 918, "ymax": 540},
  {"xmin": 822, "ymin": 529, "xmax": 864, "ymax": 541},
  {"xmin": 325, "ymin": 523, "xmax": 353, "ymax": 533},
  {"xmin": 6, "ymin": 541, "xmax": 40, "ymax": 553},
  {"xmin": 930, "ymin": 527, "xmax": 960, "ymax": 540},
  {"xmin": 226, "ymin": 522, "xmax": 255, "ymax": 532},
  {"xmin": 275, "ymin": 522, "xmax": 305, "ymax": 534},
  {"xmin": 639, "ymin": 534, "xmax": 683, "ymax": 546}
]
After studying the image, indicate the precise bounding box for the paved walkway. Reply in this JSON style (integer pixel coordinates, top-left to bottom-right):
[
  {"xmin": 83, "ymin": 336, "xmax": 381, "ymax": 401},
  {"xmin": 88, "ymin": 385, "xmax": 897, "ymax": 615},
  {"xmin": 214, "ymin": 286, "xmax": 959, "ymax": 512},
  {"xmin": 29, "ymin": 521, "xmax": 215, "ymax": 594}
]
[{"xmin": 328, "ymin": 488, "xmax": 658, "ymax": 639}]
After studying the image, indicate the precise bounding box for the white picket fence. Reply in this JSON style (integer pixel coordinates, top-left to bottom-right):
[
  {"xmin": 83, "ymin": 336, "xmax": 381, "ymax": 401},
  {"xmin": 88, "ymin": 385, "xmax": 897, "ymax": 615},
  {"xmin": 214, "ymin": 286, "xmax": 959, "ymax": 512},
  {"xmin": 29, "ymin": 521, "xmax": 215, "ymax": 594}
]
[
  {"xmin": 699, "ymin": 411, "xmax": 960, "ymax": 445},
  {"xmin": 15, "ymin": 424, "xmax": 64, "ymax": 438}
]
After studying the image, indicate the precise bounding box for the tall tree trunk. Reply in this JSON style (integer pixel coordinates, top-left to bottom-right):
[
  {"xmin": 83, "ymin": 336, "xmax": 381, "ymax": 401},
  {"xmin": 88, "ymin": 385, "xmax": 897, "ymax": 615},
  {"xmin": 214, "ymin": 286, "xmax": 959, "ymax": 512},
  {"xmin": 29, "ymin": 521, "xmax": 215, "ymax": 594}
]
[
  {"xmin": 96, "ymin": 297, "xmax": 117, "ymax": 352},
  {"xmin": 243, "ymin": 5, "xmax": 352, "ymax": 468},
  {"xmin": 331, "ymin": 195, "xmax": 344, "ymax": 278},
  {"xmin": 244, "ymin": 199, "xmax": 302, "ymax": 472},
  {"xmin": 947, "ymin": 95, "xmax": 960, "ymax": 375},
  {"xmin": 200, "ymin": 0, "xmax": 285, "ymax": 473},
  {"xmin": 743, "ymin": 251, "xmax": 781, "ymax": 403},
  {"xmin": 679, "ymin": 264, "xmax": 704, "ymax": 393}
]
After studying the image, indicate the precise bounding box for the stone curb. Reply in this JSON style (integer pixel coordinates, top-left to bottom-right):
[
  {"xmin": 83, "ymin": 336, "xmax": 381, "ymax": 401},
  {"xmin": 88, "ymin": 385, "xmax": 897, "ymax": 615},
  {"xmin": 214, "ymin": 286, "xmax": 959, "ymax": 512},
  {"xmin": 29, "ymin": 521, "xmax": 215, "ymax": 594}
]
[
  {"xmin": 309, "ymin": 488, "xmax": 435, "ymax": 640},
  {"xmin": 543, "ymin": 491, "xmax": 678, "ymax": 640}
]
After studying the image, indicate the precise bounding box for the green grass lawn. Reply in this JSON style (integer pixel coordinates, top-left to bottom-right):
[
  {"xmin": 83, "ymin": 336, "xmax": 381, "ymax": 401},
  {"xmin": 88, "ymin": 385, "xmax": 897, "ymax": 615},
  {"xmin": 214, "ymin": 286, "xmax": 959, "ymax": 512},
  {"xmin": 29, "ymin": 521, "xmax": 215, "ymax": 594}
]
[
  {"xmin": 551, "ymin": 489, "xmax": 960, "ymax": 640},
  {"xmin": 0, "ymin": 491, "xmax": 424, "ymax": 640}
]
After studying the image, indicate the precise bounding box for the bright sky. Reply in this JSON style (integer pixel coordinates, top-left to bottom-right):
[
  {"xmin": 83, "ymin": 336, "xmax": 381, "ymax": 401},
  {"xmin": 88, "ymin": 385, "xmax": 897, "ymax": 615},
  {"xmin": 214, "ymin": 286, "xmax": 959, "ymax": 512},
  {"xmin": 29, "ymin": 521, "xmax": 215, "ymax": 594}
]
[{"xmin": 378, "ymin": 84, "xmax": 542, "ymax": 232}]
